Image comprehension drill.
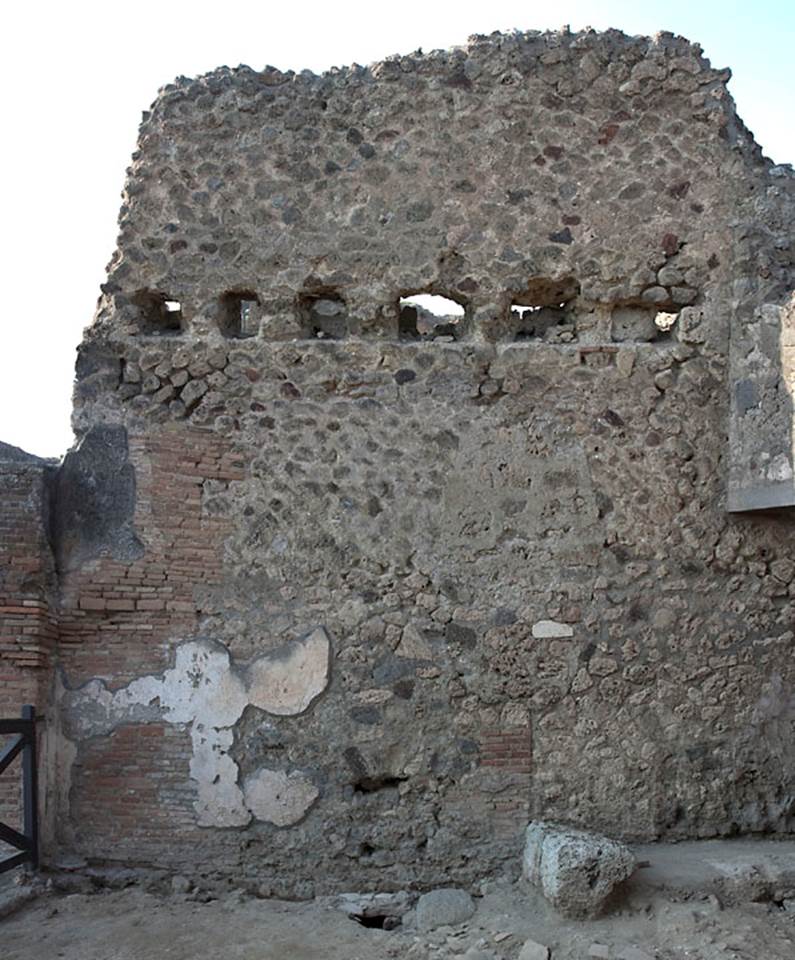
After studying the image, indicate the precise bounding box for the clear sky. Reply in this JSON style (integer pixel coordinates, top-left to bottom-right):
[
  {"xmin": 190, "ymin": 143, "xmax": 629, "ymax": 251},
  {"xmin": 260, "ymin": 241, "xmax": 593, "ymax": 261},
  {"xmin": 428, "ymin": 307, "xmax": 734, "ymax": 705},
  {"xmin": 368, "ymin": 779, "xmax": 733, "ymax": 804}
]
[{"xmin": 1, "ymin": 0, "xmax": 792, "ymax": 458}]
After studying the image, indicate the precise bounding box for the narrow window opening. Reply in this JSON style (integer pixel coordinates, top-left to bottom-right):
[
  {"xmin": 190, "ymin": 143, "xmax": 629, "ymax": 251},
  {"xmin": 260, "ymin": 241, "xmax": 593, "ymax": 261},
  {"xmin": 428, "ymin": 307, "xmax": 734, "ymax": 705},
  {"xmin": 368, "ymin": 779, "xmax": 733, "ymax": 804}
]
[
  {"xmin": 398, "ymin": 293, "xmax": 465, "ymax": 341},
  {"xmin": 299, "ymin": 292, "xmax": 348, "ymax": 339},
  {"xmin": 132, "ymin": 291, "xmax": 184, "ymax": 335},
  {"xmin": 220, "ymin": 291, "xmax": 259, "ymax": 339},
  {"xmin": 509, "ymin": 277, "xmax": 579, "ymax": 342},
  {"xmin": 511, "ymin": 303, "xmax": 576, "ymax": 342},
  {"xmin": 611, "ymin": 307, "xmax": 679, "ymax": 343}
]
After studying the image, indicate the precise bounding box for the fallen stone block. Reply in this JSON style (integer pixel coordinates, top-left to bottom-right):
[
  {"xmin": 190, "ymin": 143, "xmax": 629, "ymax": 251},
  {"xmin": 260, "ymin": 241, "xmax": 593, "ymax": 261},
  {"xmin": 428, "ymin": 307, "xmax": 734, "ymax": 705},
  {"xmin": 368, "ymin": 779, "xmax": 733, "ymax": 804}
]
[
  {"xmin": 416, "ymin": 887, "xmax": 475, "ymax": 930},
  {"xmin": 523, "ymin": 821, "xmax": 636, "ymax": 918}
]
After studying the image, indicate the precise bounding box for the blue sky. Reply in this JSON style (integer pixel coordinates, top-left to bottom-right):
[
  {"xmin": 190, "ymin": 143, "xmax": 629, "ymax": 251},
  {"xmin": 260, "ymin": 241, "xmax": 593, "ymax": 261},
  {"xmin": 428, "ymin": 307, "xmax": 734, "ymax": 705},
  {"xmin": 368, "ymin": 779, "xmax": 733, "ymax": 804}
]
[{"xmin": 1, "ymin": 0, "xmax": 792, "ymax": 456}]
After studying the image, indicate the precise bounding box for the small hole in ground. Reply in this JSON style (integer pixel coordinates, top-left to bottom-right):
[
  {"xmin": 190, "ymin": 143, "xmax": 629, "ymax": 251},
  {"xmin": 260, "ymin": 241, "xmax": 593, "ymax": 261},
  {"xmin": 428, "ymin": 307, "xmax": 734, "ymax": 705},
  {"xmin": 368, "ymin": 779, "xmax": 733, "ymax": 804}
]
[
  {"xmin": 399, "ymin": 294, "xmax": 464, "ymax": 341},
  {"xmin": 349, "ymin": 913, "xmax": 402, "ymax": 930}
]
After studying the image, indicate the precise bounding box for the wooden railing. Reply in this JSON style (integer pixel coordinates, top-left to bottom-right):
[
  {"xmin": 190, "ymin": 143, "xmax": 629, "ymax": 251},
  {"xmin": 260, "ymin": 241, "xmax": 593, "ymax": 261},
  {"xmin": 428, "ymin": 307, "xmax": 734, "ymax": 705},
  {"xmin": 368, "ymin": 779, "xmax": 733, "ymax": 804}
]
[{"xmin": 0, "ymin": 706, "xmax": 38, "ymax": 874}]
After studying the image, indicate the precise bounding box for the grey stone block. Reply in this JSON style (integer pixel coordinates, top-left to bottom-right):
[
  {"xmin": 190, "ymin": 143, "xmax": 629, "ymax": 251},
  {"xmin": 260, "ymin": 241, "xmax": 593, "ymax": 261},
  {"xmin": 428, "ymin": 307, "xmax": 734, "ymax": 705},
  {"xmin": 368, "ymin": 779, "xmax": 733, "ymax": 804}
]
[{"xmin": 522, "ymin": 821, "xmax": 636, "ymax": 918}]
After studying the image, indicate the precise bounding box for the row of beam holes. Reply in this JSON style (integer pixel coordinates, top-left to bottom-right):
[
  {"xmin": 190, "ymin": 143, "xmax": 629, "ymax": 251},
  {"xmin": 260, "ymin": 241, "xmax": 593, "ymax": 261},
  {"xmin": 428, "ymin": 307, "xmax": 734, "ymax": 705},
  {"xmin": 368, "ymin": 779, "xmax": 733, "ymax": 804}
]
[
  {"xmin": 133, "ymin": 290, "xmax": 467, "ymax": 340},
  {"xmin": 508, "ymin": 278, "xmax": 678, "ymax": 342},
  {"xmin": 509, "ymin": 303, "xmax": 677, "ymax": 343},
  {"xmin": 303, "ymin": 292, "xmax": 465, "ymax": 341},
  {"xmin": 133, "ymin": 291, "xmax": 260, "ymax": 338},
  {"xmin": 134, "ymin": 290, "xmax": 677, "ymax": 342}
]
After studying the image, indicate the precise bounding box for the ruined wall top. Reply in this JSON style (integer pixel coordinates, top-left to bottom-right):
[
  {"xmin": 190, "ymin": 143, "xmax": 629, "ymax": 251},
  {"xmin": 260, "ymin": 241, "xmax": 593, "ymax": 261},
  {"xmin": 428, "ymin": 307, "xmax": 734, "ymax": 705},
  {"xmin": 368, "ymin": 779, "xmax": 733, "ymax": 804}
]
[{"xmin": 91, "ymin": 28, "xmax": 792, "ymax": 347}]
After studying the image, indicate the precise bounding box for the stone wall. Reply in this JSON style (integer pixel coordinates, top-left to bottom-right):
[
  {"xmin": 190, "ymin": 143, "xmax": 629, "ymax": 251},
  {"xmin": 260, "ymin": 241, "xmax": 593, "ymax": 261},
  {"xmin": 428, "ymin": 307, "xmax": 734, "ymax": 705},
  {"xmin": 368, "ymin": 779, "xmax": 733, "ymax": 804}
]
[{"xmin": 2, "ymin": 28, "xmax": 794, "ymax": 892}]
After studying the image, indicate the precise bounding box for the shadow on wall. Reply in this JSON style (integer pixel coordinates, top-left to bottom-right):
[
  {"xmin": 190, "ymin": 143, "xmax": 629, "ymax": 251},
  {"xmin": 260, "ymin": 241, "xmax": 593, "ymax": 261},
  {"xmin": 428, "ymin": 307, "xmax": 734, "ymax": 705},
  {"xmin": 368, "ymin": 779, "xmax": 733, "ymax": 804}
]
[
  {"xmin": 729, "ymin": 292, "xmax": 795, "ymax": 512},
  {"xmin": 49, "ymin": 425, "xmax": 143, "ymax": 574}
]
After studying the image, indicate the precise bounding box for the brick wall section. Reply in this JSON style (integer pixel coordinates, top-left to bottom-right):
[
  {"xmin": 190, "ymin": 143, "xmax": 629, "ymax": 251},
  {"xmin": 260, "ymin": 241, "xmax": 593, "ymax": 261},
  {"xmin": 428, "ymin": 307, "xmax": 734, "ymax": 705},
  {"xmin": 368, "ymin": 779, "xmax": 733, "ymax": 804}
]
[
  {"xmin": 69, "ymin": 724, "xmax": 198, "ymax": 860},
  {"xmin": 0, "ymin": 457, "xmax": 57, "ymax": 833},
  {"xmin": 479, "ymin": 725, "xmax": 533, "ymax": 836},
  {"xmin": 56, "ymin": 426, "xmax": 245, "ymax": 855},
  {"xmin": 443, "ymin": 723, "xmax": 533, "ymax": 847},
  {"xmin": 58, "ymin": 427, "xmax": 245, "ymax": 684}
]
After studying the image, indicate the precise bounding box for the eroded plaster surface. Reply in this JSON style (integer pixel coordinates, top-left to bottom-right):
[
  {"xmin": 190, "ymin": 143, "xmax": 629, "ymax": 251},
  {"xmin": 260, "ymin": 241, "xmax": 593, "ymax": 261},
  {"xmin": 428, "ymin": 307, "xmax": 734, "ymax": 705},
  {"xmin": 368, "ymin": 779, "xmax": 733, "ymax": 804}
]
[
  {"xmin": 243, "ymin": 768, "xmax": 320, "ymax": 827},
  {"xmin": 61, "ymin": 627, "xmax": 330, "ymax": 826}
]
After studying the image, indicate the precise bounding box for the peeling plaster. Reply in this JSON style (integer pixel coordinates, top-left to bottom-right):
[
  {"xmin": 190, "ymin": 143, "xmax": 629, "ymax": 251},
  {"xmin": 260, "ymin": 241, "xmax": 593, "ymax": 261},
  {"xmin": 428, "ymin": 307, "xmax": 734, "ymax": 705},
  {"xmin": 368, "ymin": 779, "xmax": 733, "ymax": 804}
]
[
  {"xmin": 247, "ymin": 629, "xmax": 331, "ymax": 715},
  {"xmin": 60, "ymin": 627, "xmax": 331, "ymax": 827}
]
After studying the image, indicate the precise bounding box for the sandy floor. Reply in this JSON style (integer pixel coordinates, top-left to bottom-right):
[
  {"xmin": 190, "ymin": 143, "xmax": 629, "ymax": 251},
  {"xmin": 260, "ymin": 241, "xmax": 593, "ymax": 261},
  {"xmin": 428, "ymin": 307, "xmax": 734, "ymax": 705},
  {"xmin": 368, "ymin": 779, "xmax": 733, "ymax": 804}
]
[{"xmin": 1, "ymin": 874, "xmax": 794, "ymax": 960}]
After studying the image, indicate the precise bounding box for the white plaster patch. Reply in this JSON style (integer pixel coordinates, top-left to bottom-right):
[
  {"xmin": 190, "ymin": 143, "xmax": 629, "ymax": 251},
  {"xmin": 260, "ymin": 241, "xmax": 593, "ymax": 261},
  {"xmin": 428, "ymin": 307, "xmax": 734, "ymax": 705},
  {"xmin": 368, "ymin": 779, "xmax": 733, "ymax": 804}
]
[
  {"xmin": 242, "ymin": 768, "xmax": 320, "ymax": 826},
  {"xmin": 155, "ymin": 641, "xmax": 248, "ymax": 727},
  {"xmin": 61, "ymin": 629, "xmax": 331, "ymax": 828},
  {"xmin": 247, "ymin": 626, "xmax": 330, "ymax": 715},
  {"xmin": 532, "ymin": 620, "xmax": 575, "ymax": 639},
  {"xmin": 191, "ymin": 724, "xmax": 250, "ymax": 827}
]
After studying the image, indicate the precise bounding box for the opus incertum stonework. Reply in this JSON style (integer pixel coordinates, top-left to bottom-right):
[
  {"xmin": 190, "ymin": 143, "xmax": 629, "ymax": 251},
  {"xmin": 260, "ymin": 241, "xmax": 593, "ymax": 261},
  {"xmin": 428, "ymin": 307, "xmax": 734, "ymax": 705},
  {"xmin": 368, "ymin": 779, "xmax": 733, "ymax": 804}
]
[{"xmin": 1, "ymin": 28, "xmax": 793, "ymax": 896}]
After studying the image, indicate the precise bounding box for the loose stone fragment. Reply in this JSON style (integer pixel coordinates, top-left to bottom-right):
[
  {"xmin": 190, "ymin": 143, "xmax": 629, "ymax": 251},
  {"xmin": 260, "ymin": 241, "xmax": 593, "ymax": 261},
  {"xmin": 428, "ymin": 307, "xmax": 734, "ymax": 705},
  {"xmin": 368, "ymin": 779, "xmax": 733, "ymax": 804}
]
[
  {"xmin": 518, "ymin": 939, "xmax": 550, "ymax": 960},
  {"xmin": 532, "ymin": 620, "xmax": 574, "ymax": 639},
  {"xmin": 416, "ymin": 888, "xmax": 475, "ymax": 931},
  {"xmin": 617, "ymin": 949, "xmax": 653, "ymax": 960}
]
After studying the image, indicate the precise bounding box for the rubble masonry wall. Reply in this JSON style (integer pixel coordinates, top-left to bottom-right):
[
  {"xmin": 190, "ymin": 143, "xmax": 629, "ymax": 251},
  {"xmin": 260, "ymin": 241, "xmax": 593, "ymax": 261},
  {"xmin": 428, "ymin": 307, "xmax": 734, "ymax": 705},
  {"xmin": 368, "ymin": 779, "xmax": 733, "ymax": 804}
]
[{"xmin": 2, "ymin": 29, "xmax": 793, "ymax": 893}]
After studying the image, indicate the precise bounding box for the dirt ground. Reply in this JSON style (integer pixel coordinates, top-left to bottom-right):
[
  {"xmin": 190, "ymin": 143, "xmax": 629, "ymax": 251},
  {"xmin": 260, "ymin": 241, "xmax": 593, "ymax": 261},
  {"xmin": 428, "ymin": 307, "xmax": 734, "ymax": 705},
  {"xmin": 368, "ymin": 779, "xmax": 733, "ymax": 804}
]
[{"xmin": 1, "ymin": 871, "xmax": 794, "ymax": 960}]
